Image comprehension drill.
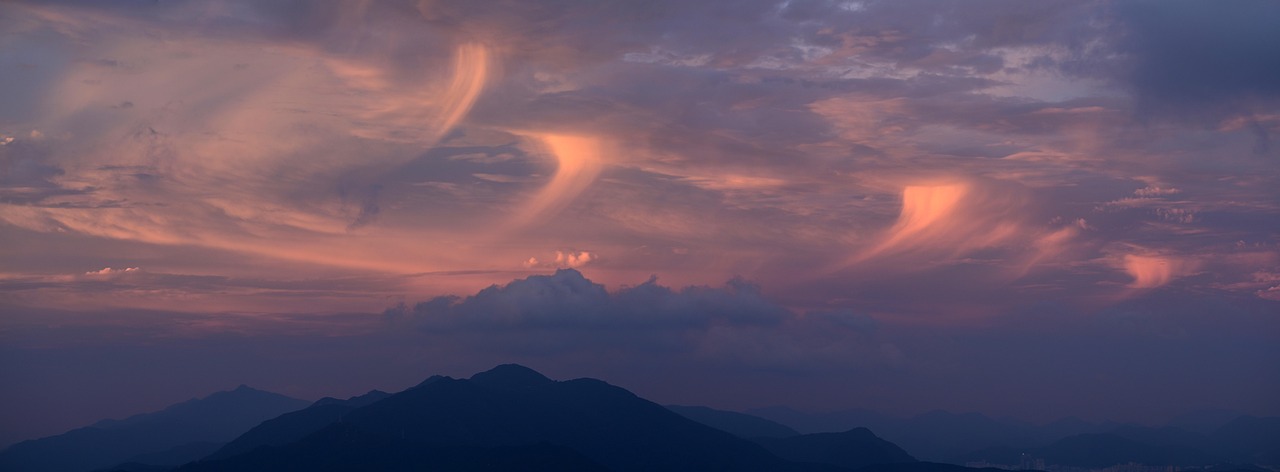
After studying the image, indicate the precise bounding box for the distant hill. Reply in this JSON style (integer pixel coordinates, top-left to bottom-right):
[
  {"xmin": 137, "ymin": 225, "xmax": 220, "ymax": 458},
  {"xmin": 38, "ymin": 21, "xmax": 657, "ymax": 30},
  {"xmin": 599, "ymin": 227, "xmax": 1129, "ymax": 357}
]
[
  {"xmin": 957, "ymin": 416, "xmax": 1280, "ymax": 469},
  {"xmin": 0, "ymin": 385, "xmax": 309, "ymax": 472},
  {"xmin": 746, "ymin": 406, "xmax": 1280, "ymax": 469},
  {"xmin": 748, "ymin": 407, "xmax": 1044, "ymax": 461},
  {"xmin": 747, "ymin": 406, "xmax": 895, "ymax": 435},
  {"xmin": 1028, "ymin": 432, "xmax": 1220, "ymax": 467},
  {"xmin": 1169, "ymin": 409, "xmax": 1248, "ymax": 433},
  {"xmin": 667, "ymin": 404, "xmax": 800, "ymax": 438},
  {"xmin": 856, "ymin": 463, "xmax": 1011, "ymax": 472},
  {"xmin": 753, "ymin": 427, "xmax": 917, "ymax": 468},
  {"xmin": 1212, "ymin": 416, "xmax": 1280, "ymax": 466},
  {"xmin": 178, "ymin": 365, "xmax": 822, "ymax": 472}
]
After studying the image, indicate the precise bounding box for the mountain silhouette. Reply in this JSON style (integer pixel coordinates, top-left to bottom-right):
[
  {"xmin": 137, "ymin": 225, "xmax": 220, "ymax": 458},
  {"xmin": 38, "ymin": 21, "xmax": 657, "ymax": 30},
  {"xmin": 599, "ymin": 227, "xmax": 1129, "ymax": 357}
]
[
  {"xmin": 178, "ymin": 364, "xmax": 841, "ymax": 472},
  {"xmin": 1036, "ymin": 433, "xmax": 1221, "ymax": 467},
  {"xmin": 854, "ymin": 463, "xmax": 1010, "ymax": 472},
  {"xmin": 309, "ymin": 389, "xmax": 391, "ymax": 408},
  {"xmin": 0, "ymin": 385, "xmax": 308, "ymax": 472},
  {"xmin": 747, "ymin": 406, "xmax": 895, "ymax": 435},
  {"xmin": 958, "ymin": 416, "xmax": 1280, "ymax": 469},
  {"xmin": 204, "ymin": 389, "xmax": 390, "ymax": 460},
  {"xmin": 961, "ymin": 431, "xmax": 1222, "ymax": 468},
  {"xmin": 1169, "ymin": 409, "xmax": 1248, "ymax": 433},
  {"xmin": 753, "ymin": 427, "xmax": 917, "ymax": 468},
  {"xmin": 1211, "ymin": 416, "xmax": 1280, "ymax": 466},
  {"xmin": 666, "ymin": 404, "xmax": 800, "ymax": 438},
  {"xmin": 748, "ymin": 407, "xmax": 1043, "ymax": 461}
]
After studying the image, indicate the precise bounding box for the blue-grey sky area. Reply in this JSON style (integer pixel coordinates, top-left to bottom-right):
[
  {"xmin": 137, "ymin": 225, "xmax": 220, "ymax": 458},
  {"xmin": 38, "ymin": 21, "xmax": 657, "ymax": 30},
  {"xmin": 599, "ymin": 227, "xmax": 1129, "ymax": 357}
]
[{"xmin": 1, "ymin": 0, "xmax": 1278, "ymax": 447}]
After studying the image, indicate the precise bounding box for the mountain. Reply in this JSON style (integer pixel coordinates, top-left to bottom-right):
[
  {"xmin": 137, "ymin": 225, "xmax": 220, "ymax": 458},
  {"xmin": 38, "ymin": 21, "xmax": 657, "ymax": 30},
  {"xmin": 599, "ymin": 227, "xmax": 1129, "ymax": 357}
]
[
  {"xmin": 1036, "ymin": 433, "xmax": 1221, "ymax": 467},
  {"xmin": 753, "ymin": 427, "xmax": 917, "ymax": 469},
  {"xmin": 1037, "ymin": 416, "xmax": 1116, "ymax": 441},
  {"xmin": 1211, "ymin": 416, "xmax": 1280, "ymax": 466},
  {"xmin": 0, "ymin": 385, "xmax": 309, "ymax": 472},
  {"xmin": 961, "ymin": 432, "xmax": 1222, "ymax": 468},
  {"xmin": 309, "ymin": 389, "xmax": 391, "ymax": 408},
  {"xmin": 205, "ymin": 389, "xmax": 390, "ymax": 460},
  {"xmin": 665, "ymin": 406, "xmax": 916, "ymax": 469},
  {"xmin": 747, "ymin": 406, "xmax": 895, "ymax": 435},
  {"xmin": 748, "ymin": 407, "xmax": 1043, "ymax": 461},
  {"xmin": 856, "ymin": 463, "xmax": 1010, "ymax": 472},
  {"xmin": 886, "ymin": 411, "xmax": 1039, "ymax": 461},
  {"xmin": 959, "ymin": 417, "xmax": 1280, "ymax": 469},
  {"xmin": 178, "ymin": 364, "xmax": 828, "ymax": 472},
  {"xmin": 667, "ymin": 405, "xmax": 800, "ymax": 438},
  {"xmin": 1169, "ymin": 409, "xmax": 1248, "ymax": 434}
]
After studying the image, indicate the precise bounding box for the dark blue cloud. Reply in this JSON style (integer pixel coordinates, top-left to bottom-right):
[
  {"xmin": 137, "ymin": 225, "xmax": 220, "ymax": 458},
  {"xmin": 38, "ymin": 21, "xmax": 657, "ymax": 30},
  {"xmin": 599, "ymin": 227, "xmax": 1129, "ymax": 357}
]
[
  {"xmin": 1116, "ymin": 0, "xmax": 1280, "ymax": 120},
  {"xmin": 385, "ymin": 268, "xmax": 790, "ymax": 331}
]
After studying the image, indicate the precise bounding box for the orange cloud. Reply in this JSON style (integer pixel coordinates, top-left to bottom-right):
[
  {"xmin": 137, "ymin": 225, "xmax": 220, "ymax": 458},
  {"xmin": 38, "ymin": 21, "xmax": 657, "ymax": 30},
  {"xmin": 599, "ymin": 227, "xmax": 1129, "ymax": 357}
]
[
  {"xmin": 523, "ymin": 250, "xmax": 598, "ymax": 269},
  {"xmin": 848, "ymin": 180, "xmax": 1026, "ymax": 265},
  {"xmin": 1122, "ymin": 254, "xmax": 1196, "ymax": 289},
  {"xmin": 507, "ymin": 133, "xmax": 606, "ymax": 228},
  {"xmin": 322, "ymin": 42, "xmax": 491, "ymax": 143},
  {"xmin": 0, "ymin": 7, "xmax": 502, "ymax": 276}
]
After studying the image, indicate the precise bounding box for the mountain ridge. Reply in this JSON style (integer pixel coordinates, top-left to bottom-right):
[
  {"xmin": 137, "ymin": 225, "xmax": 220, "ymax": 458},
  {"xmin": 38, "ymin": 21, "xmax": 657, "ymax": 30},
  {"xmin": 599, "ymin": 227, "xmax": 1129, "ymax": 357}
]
[{"xmin": 0, "ymin": 385, "xmax": 309, "ymax": 472}]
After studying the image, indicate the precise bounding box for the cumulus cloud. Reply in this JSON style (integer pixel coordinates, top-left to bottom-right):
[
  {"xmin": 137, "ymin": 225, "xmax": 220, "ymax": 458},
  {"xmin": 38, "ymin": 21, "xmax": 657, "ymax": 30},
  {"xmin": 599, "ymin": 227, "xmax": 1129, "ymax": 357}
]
[
  {"xmin": 386, "ymin": 269, "xmax": 784, "ymax": 330},
  {"xmin": 83, "ymin": 267, "xmax": 139, "ymax": 276},
  {"xmin": 383, "ymin": 269, "xmax": 887, "ymax": 368},
  {"xmin": 522, "ymin": 250, "xmax": 597, "ymax": 269}
]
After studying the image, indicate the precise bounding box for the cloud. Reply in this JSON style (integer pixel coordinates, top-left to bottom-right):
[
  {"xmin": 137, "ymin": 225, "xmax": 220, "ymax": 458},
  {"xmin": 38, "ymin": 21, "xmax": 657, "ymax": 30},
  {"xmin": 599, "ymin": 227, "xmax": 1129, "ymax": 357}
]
[
  {"xmin": 0, "ymin": 0, "xmax": 1276, "ymax": 325},
  {"xmin": 841, "ymin": 177, "xmax": 1072, "ymax": 272},
  {"xmin": 3, "ymin": 0, "xmax": 1280, "ymax": 449},
  {"xmin": 1121, "ymin": 253, "xmax": 1197, "ymax": 289},
  {"xmin": 386, "ymin": 268, "xmax": 785, "ymax": 331},
  {"xmin": 1113, "ymin": 0, "xmax": 1280, "ymax": 120},
  {"xmin": 505, "ymin": 134, "xmax": 606, "ymax": 229},
  {"xmin": 522, "ymin": 250, "xmax": 597, "ymax": 269},
  {"xmin": 0, "ymin": 4, "xmax": 514, "ymax": 274},
  {"xmin": 0, "ymin": 266, "xmax": 432, "ymax": 314},
  {"xmin": 83, "ymin": 267, "xmax": 139, "ymax": 276},
  {"xmin": 382, "ymin": 269, "xmax": 889, "ymax": 369}
]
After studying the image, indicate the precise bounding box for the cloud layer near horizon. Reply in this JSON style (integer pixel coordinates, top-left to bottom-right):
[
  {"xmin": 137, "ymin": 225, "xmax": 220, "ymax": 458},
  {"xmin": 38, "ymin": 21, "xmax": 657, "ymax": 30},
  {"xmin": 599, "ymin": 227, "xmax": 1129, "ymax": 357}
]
[{"xmin": 3, "ymin": 268, "xmax": 1277, "ymax": 448}]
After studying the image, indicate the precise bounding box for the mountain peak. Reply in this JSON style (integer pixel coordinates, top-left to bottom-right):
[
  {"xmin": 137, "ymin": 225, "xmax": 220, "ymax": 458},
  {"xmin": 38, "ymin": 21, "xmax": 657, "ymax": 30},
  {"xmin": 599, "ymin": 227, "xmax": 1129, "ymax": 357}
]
[
  {"xmin": 469, "ymin": 364, "xmax": 552, "ymax": 388},
  {"xmin": 414, "ymin": 374, "xmax": 451, "ymax": 389},
  {"xmin": 211, "ymin": 384, "xmax": 276, "ymax": 399}
]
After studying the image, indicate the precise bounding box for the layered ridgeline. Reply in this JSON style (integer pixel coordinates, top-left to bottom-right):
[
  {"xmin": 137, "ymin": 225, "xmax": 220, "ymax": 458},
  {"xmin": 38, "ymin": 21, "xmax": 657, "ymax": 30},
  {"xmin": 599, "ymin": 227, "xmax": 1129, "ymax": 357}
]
[
  {"xmin": 957, "ymin": 418, "xmax": 1280, "ymax": 470},
  {"xmin": 665, "ymin": 405, "xmax": 917, "ymax": 469},
  {"xmin": 177, "ymin": 364, "xmax": 888, "ymax": 472},
  {"xmin": 0, "ymin": 365, "xmax": 926, "ymax": 472},
  {"xmin": 8, "ymin": 364, "xmax": 1272, "ymax": 472},
  {"xmin": 666, "ymin": 404, "xmax": 801, "ymax": 439},
  {"xmin": 750, "ymin": 406, "xmax": 1280, "ymax": 469},
  {"xmin": 0, "ymin": 386, "xmax": 309, "ymax": 472}
]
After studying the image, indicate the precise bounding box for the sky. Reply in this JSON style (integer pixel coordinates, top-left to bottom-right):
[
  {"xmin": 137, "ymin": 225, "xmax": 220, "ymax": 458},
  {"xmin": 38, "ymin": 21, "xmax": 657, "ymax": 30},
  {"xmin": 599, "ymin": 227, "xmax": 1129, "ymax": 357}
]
[{"xmin": 1, "ymin": 0, "xmax": 1279, "ymax": 447}]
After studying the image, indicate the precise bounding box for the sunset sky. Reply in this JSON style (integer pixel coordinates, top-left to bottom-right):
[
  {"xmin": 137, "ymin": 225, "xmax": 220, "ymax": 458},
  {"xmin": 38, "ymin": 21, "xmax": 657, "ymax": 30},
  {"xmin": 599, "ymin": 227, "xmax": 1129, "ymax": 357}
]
[{"xmin": 2, "ymin": 0, "xmax": 1278, "ymax": 447}]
